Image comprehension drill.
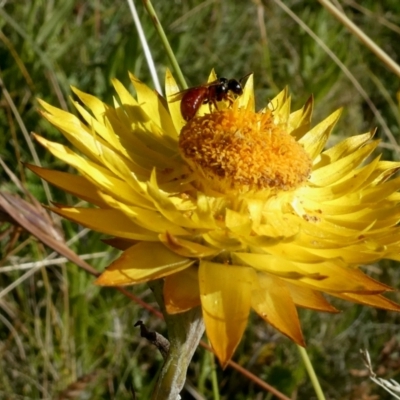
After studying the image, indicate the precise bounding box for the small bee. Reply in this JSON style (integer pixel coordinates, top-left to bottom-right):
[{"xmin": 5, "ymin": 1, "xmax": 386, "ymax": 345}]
[{"xmin": 174, "ymin": 76, "xmax": 246, "ymax": 121}]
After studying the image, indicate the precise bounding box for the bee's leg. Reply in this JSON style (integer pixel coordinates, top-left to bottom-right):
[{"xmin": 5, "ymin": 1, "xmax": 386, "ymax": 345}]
[
  {"xmin": 210, "ymin": 98, "xmax": 220, "ymax": 113},
  {"xmin": 226, "ymin": 95, "xmax": 235, "ymax": 108}
]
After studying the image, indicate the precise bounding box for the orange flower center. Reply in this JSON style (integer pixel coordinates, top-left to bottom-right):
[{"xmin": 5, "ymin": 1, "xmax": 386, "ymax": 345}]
[{"xmin": 179, "ymin": 108, "xmax": 312, "ymax": 194}]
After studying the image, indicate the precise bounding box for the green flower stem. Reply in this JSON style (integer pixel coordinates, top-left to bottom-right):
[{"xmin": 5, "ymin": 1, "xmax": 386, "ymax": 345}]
[
  {"xmin": 297, "ymin": 345, "xmax": 326, "ymax": 400},
  {"xmin": 208, "ymin": 342, "xmax": 220, "ymax": 400},
  {"xmin": 148, "ymin": 280, "xmax": 205, "ymax": 399},
  {"xmin": 141, "ymin": 0, "xmax": 187, "ymax": 89}
]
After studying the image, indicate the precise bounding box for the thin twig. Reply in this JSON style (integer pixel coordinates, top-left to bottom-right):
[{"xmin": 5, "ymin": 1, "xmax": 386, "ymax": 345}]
[
  {"xmin": 271, "ymin": 0, "xmax": 399, "ymax": 155},
  {"xmin": 318, "ymin": 0, "xmax": 400, "ymax": 78},
  {"xmin": 140, "ymin": 0, "xmax": 187, "ymax": 89},
  {"xmin": 126, "ymin": 0, "xmax": 162, "ymax": 94},
  {"xmin": 361, "ymin": 349, "xmax": 400, "ymax": 399},
  {"xmin": 134, "ymin": 320, "xmax": 170, "ymax": 360},
  {"xmin": 0, "ymin": 77, "xmax": 53, "ymax": 202}
]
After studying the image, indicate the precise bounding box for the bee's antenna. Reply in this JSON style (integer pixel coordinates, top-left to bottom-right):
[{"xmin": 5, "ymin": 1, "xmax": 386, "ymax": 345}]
[{"xmin": 239, "ymin": 72, "xmax": 253, "ymax": 85}]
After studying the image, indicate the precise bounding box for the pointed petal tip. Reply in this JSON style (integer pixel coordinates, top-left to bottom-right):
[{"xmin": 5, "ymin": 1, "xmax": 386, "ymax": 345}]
[
  {"xmin": 211, "ymin": 344, "xmax": 234, "ymax": 370},
  {"xmin": 294, "ymin": 332, "xmax": 306, "ymax": 348},
  {"xmin": 296, "ymin": 339, "xmax": 306, "ymax": 348},
  {"xmin": 94, "ymin": 272, "xmax": 133, "ymax": 287},
  {"xmin": 165, "ymin": 68, "xmax": 172, "ymax": 78},
  {"xmin": 93, "ymin": 275, "xmax": 105, "ymax": 286},
  {"xmin": 128, "ymin": 71, "xmax": 139, "ymax": 82},
  {"xmin": 165, "ymin": 304, "xmax": 187, "ymax": 315},
  {"xmin": 70, "ymin": 86, "xmax": 82, "ymax": 95},
  {"xmin": 212, "ymin": 343, "xmax": 241, "ymax": 371},
  {"xmin": 94, "ymin": 273, "xmax": 116, "ymax": 286},
  {"xmin": 316, "ymin": 304, "xmax": 341, "ymax": 314},
  {"xmin": 219, "ymin": 358, "xmax": 230, "ymax": 370}
]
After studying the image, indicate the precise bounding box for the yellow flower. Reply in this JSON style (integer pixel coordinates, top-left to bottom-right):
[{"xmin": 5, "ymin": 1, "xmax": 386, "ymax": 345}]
[{"xmin": 30, "ymin": 71, "xmax": 400, "ymax": 367}]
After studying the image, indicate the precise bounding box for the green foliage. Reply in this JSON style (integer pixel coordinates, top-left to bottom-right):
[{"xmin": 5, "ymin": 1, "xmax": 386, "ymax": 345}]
[{"xmin": 1, "ymin": 0, "xmax": 400, "ymax": 398}]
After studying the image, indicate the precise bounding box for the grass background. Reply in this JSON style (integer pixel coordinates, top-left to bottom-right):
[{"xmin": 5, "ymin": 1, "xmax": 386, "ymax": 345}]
[{"xmin": 1, "ymin": 0, "xmax": 400, "ymax": 399}]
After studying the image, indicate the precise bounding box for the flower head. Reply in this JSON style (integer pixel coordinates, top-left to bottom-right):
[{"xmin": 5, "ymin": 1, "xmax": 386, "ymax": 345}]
[{"xmin": 30, "ymin": 71, "xmax": 400, "ymax": 367}]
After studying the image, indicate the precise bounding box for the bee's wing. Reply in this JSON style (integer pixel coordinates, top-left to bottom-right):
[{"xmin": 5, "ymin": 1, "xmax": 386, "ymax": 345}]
[
  {"xmin": 168, "ymin": 87, "xmax": 194, "ymax": 103},
  {"xmin": 168, "ymin": 80, "xmax": 220, "ymax": 103}
]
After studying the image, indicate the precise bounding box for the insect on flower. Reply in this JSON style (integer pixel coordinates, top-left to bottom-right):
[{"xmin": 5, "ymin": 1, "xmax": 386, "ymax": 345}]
[
  {"xmin": 33, "ymin": 70, "xmax": 400, "ymax": 368},
  {"xmin": 174, "ymin": 76, "xmax": 248, "ymax": 121}
]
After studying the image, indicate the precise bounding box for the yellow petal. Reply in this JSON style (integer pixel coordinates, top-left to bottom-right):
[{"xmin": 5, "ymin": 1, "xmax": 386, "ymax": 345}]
[
  {"xmin": 285, "ymin": 281, "xmax": 339, "ymax": 313},
  {"xmin": 95, "ymin": 242, "xmax": 194, "ymax": 286},
  {"xmin": 71, "ymin": 89, "xmax": 126, "ymax": 152},
  {"xmin": 159, "ymin": 232, "xmax": 220, "ymax": 258},
  {"xmin": 252, "ymin": 273, "xmax": 305, "ymax": 345},
  {"xmin": 237, "ymin": 73, "xmax": 254, "ymax": 111},
  {"xmin": 147, "ymin": 171, "xmax": 217, "ymax": 230},
  {"xmin": 129, "ymin": 72, "xmax": 178, "ymax": 142},
  {"xmin": 330, "ymin": 292, "xmax": 400, "ymax": 312},
  {"xmin": 299, "ymin": 245, "xmax": 387, "ymax": 265},
  {"xmin": 203, "ymin": 231, "xmax": 244, "ymax": 252},
  {"xmin": 102, "ymin": 199, "xmax": 191, "ymax": 236},
  {"xmin": 268, "ymin": 87, "xmax": 290, "ymax": 124},
  {"xmin": 310, "ymin": 141, "xmax": 379, "ymax": 186},
  {"xmin": 49, "ymin": 206, "xmax": 157, "ymax": 241},
  {"xmin": 300, "ymin": 109, "xmax": 341, "ymax": 160},
  {"xmin": 362, "ymin": 176, "xmax": 400, "ymax": 203},
  {"xmin": 102, "ymin": 237, "xmax": 137, "ymax": 250},
  {"xmin": 26, "ymin": 164, "xmax": 109, "ymax": 207},
  {"xmin": 199, "ymin": 261, "xmax": 254, "ymax": 367},
  {"xmin": 233, "ymin": 253, "xmax": 391, "ymax": 293},
  {"xmin": 39, "ymin": 100, "xmax": 151, "ymax": 178},
  {"xmin": 225, "ymin": 208, "xmax": 252, "ymax": 235},
  {"xmin": 289, "ymin": 95, "xmax": 313, "ymax": 140},
  {"xmin": 207, "ymin": 69, "xmax": 218, "ymax": 82},
  {"xmin": 70, "ymin": 86, "xmax": 108, "ymax": 120},
  {"xmin": 301, "ymin": 156, "xmax": 380, "ymax": 203},
  {"xmin": 321, "ymin": 131, "xmax": 375, "ymax": 164},
  {"xmin": 165, "ymin": 69, "xmax": 185, "ymax": 133},
  {"xmin": 370, "ymin": 160, "xmax": 400, "ymax": 184},
  {"xmin": 33, "ymin": 134, "xmax": 150, "ymax": 208},
  {"xmin": 164, "ymin": 266, "xmax": 200, "ymax": 313},
  {"xmin": 72, "ymin": 90, "xmax": 177, "ymax": 169}
]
